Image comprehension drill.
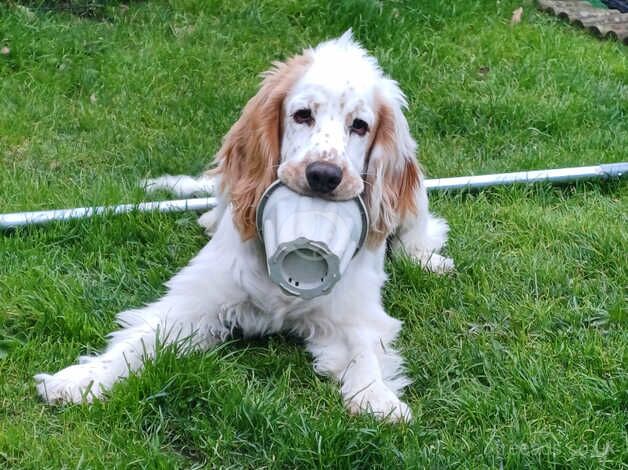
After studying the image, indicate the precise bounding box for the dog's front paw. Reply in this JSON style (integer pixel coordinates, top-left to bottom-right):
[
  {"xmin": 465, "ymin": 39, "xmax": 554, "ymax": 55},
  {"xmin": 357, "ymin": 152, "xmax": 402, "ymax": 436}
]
[
  {"xmin": 34, "ymin": 363, "xmax": 111, "ymax": 404},
  {"xmin": 398, "ymin": 244, "xmax": 454, "ymax": 274},
  {"xmin": 393, "ymin": 240, "xmax": 455, "ymax": 275},
  {"xmin": 416, "ymin": 252, "xmax": 455, "ymax": 274},
  {"xmin": 346, "ymin": 382, "xmax": 412, "ymax": 423}
]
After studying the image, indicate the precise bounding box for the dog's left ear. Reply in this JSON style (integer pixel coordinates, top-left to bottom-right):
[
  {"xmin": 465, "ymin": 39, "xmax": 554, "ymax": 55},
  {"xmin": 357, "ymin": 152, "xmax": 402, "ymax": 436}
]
[
  {"xmin": 214, "ymin": 53, "xmax": 312, "ymax": 240},
  {"xmin": 364, "ymin": 82, "xmax": 421, "ymax": 246}
]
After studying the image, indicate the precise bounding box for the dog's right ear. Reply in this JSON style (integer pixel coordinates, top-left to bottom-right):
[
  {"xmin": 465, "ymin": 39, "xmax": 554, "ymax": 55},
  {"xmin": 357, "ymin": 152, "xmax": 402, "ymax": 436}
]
[{"xmin": 214, "ymin": 53, "xmax": 312, "ymax": 240}]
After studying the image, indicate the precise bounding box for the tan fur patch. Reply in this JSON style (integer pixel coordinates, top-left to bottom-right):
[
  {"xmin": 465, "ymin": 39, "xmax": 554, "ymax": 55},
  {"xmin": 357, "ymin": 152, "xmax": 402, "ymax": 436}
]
[
  {"xmin": 212, "ymin": 53, "xmax": 313, "ymax": 240},
  {"xmin": 364, "ymin": 100, "xmax": 420, "ymax": 247}
]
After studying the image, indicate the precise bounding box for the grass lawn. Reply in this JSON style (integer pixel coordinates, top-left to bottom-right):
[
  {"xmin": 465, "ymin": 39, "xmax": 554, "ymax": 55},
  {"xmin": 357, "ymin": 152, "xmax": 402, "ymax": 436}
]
[{"xmin": 1, "ymin": 0, "xmax": 626, "ymax": 467}]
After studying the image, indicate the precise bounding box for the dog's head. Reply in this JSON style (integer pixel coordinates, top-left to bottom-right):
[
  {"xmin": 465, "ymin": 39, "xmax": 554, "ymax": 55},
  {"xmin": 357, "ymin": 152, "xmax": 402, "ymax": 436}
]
[{"xmin": 217, "ymin": 31, "xmax": 420, "ymax": 245}]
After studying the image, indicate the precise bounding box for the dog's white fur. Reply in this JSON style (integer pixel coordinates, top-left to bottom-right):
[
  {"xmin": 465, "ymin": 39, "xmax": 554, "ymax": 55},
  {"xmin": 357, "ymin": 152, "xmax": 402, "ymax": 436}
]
[{"xmin": 35, "ymin": 32, "xmax": 453, "ymax": 422}]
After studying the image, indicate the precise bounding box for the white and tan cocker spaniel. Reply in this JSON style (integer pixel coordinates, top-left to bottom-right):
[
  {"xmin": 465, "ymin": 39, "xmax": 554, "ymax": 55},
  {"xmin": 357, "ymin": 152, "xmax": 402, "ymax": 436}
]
[{"xmin": 35, "ymin": 32, "xmax": 453, "ymax": 422}]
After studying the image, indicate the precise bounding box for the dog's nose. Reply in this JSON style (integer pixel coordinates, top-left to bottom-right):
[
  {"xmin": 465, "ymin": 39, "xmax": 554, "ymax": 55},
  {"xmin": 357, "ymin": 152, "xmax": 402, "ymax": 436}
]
[{"xmin": 306, "ymin": 162, "xmax": 343, "ymax": 194}]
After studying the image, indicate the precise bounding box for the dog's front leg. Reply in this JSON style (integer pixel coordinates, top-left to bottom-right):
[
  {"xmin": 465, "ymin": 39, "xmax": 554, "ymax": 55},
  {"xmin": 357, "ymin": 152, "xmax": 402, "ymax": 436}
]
[
  {"xmin": 35, "ymin": 242, "xmax": 246, "ymax": 405},
  {"xmin": 306, "ymin": 305, "xmax": 412, "ymax": 422},
  {"xmin": 392, "ymin": 181, "xmax": 454, "ymax": 274}
]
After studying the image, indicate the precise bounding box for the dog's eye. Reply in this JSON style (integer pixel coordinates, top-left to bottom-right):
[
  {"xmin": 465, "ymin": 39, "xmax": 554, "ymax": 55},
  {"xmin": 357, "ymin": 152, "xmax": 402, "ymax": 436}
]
[
  {"xmin": 293, "ymin": 108, "xmax": 313, "ymax": 125},
  {"xmin": 351, "ymin": 118, "xmax": 369, "ymax": 136}
]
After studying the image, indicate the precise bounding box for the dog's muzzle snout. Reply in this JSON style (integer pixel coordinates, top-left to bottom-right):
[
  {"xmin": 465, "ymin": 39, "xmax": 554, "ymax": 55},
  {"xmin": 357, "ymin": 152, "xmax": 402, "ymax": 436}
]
[{"xmin": 306, "ymin": 162, "xmax": 343, "ymax": 194}]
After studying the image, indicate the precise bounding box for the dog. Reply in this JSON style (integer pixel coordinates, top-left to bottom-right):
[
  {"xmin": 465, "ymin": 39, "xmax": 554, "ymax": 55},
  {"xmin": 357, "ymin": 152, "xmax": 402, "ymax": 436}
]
[{"xmin": 35, "ymin": 31, "xmax": 453, "ymax": 422}]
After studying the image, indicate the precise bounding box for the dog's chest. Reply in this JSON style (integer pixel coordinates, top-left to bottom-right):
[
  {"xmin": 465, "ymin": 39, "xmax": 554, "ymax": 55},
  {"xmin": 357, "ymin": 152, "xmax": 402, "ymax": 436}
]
[{"xmin": 234, "ymin": 248, "xmax": 322, "ymax": 316}]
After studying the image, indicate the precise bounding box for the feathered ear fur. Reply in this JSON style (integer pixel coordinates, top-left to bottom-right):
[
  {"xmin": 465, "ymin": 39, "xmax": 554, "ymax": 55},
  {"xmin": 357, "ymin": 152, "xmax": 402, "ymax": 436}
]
[
  {"xmin": 214, "ymin": 53, "xmax": 312, "ymax": 240},
  {"xmin": 364, "ymin": 86, "xmax": 421, "ymax": 247}
]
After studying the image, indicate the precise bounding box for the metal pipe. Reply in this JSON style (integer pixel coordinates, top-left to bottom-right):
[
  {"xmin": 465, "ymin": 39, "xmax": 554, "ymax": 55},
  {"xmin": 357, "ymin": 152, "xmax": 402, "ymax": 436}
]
[
  {"xmin": 423, "ymin": 162, "xmax": 628, "ymax": 191},
  {"xmin": 1, "ymin": 163, "xmax": 626, "ymax": 230},
  {"xmin": 0, "ymin": 198, "xmax": 217, "ymax": 230}
]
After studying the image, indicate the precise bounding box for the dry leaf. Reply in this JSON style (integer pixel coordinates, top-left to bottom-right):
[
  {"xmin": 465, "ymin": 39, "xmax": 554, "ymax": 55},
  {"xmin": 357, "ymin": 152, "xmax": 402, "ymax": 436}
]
[
  {"xmin": 511, "ymin": 7, "xmax": 523, "ymax": 26},
  {"xmin": 90, "ymin": 93, "xmax": 97, "ymax": 103}
]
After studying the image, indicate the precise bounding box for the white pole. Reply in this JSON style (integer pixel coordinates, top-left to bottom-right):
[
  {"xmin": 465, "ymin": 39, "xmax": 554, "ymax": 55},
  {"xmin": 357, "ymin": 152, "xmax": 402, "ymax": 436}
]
[
  {"xmin": 1, "ymin": 163, "xmax": 626, "ymax": 230},
  {"xmin": 424, "ymin": 162, "xmax": 627, "ymax": 191},
  {"xmin": 0, "ymin": 198, "xmax": 217, "ymax": 230}
]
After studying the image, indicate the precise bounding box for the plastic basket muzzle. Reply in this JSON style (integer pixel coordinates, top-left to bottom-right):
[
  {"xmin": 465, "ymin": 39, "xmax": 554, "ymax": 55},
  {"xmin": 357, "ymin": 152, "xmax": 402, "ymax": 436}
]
[{"xmin": 256, "ymin": 181, "xmax": 369, "ymax": 299}]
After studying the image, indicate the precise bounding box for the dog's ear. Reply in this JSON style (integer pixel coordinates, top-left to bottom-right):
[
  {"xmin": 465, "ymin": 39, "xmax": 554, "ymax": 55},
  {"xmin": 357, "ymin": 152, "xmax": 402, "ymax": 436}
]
[
  {"xmin": 215, "ymin": 53, "xmax": 312, "ymax": 240},
  {"xmin": 364, "ymin": 84, "xmax": 421, "ymax": 246}
]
